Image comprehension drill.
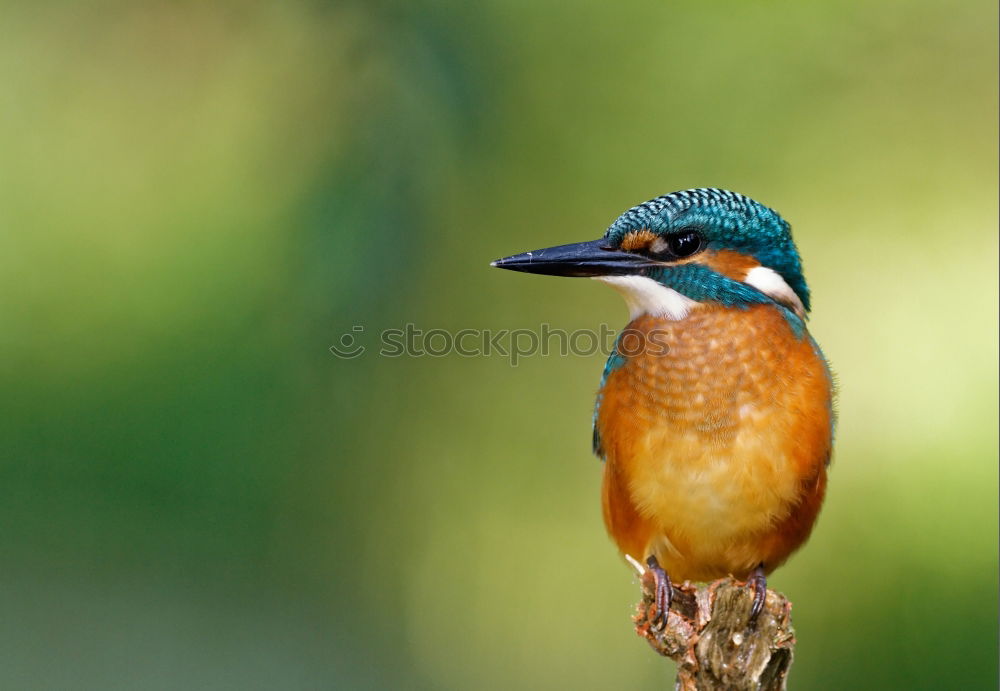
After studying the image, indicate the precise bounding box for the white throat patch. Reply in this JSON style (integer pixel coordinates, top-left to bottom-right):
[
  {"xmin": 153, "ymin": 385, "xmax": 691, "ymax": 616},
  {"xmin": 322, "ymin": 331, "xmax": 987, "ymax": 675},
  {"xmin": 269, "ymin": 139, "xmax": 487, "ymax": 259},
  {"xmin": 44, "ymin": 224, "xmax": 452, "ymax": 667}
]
[
  {"xmin": 743, "ymin": 266, "xmax": 806, "ymax": 318},
  {"xmin": 594, "ymin": 275, "xmax": 698, "ymax": 321}
]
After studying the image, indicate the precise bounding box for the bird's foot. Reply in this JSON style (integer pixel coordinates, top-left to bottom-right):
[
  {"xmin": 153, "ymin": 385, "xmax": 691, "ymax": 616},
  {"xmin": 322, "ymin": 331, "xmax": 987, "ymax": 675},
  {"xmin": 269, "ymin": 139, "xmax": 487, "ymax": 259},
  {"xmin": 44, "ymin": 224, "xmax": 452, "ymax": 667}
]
[
  {"xmin": 645, "ymin": 555, "xmax": 672, "ymax": 630},
  {"xmin": 747, "ymin": 563, "xmax": 767, "ymax": 626}
]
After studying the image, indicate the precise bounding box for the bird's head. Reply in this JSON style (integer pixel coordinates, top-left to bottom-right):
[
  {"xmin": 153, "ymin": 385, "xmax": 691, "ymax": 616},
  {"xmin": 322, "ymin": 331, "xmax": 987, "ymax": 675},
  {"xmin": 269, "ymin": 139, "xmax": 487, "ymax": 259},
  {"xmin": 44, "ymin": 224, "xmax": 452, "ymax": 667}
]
[{"xmin": 492, "ymin": 188, "xmax": 809, "ymax": 321}]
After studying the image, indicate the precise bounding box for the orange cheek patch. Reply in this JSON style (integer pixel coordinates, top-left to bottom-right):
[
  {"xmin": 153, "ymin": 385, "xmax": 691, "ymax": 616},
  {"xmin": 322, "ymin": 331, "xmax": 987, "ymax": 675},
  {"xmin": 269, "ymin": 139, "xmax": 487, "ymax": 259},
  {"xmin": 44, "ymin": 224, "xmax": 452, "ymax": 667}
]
[
  {"xmin": 693, "ymin": 249, "xmax": 760, "ymax": 280},
  {"xmin": 620, "ymin": 229, "xmax": 657, "ymax": 251}
]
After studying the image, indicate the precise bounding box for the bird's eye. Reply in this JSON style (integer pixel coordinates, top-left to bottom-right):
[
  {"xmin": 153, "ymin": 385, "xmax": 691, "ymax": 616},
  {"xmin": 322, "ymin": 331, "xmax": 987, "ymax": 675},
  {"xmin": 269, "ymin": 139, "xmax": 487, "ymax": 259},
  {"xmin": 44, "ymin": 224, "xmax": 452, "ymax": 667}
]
[{"xmin": 649, "ymin": 230, "xmax": 704, "ymax": 260}]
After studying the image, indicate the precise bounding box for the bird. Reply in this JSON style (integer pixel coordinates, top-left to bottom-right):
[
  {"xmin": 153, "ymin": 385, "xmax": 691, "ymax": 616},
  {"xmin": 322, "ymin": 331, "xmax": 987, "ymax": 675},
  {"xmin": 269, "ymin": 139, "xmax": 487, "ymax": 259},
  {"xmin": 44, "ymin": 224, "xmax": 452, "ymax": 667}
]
[{"xmin": 492, "ymin": 188, "xmax": 834, "ymax": 625}]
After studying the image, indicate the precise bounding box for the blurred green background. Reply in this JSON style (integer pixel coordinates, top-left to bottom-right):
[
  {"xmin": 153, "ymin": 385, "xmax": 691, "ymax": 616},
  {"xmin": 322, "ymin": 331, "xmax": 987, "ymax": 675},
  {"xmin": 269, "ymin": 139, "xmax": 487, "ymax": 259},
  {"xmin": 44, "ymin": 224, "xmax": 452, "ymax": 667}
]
[{"xmin": 2, "ymin": 1, "xmax": 997, "ymax": 689}]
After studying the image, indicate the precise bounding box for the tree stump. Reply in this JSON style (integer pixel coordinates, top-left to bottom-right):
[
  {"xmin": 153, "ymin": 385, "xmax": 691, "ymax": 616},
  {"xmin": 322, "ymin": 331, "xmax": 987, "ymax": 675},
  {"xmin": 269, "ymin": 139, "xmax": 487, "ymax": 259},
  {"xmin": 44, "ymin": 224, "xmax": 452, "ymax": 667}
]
[{"xmin": 633, "ymin": 567, "xmax": 796, "ymax": 690}]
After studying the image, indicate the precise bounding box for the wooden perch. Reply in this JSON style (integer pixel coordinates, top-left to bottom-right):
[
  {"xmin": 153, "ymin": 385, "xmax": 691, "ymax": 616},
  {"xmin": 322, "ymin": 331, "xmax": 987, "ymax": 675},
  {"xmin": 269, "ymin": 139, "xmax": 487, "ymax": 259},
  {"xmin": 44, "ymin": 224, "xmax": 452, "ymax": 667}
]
[{"xmin": 633, "ymin": 568, "xmax": 796, "ymax": 690}]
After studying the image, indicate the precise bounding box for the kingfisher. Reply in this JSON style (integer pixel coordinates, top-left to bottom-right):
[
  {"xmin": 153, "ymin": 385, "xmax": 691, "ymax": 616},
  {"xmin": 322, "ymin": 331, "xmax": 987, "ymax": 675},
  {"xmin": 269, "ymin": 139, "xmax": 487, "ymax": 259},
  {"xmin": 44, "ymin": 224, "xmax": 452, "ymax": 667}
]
[{"xmin": 492, "ymin": 188, "xmax": 834, "ymax": 624}]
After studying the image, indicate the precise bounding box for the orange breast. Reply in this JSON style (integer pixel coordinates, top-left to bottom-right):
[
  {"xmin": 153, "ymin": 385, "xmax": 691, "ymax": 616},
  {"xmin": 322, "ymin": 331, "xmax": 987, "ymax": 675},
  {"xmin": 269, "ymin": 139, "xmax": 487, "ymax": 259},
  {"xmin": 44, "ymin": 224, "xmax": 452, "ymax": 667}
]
[{"xmin": 597, "ymin": 304, "xmax": 832, "ymax": 581}]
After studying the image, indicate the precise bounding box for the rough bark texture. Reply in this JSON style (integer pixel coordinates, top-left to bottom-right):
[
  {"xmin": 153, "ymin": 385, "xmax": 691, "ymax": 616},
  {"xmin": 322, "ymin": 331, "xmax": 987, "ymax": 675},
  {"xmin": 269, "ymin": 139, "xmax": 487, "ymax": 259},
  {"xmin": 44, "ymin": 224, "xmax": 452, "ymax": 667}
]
[{"xmin": 633, "ymin": 572, "xmax": 796, "ymax": 690}]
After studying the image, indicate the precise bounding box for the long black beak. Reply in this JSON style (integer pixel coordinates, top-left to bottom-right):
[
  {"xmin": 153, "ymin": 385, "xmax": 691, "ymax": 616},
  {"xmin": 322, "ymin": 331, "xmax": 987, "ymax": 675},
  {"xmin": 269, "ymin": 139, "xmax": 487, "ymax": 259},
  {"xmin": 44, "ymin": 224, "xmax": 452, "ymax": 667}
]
[{"xmin": 491, "ymin": 238, "xmax": 649, "ymax": 277}]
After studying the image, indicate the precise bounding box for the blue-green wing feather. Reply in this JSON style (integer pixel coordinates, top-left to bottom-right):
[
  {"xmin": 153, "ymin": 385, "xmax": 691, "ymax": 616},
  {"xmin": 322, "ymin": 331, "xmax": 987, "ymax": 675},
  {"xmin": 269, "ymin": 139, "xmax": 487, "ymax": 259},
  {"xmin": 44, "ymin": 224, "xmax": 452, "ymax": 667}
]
[{"xmin": 592, "ymin": 340, "xmax": 627, "ymax": 460}]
